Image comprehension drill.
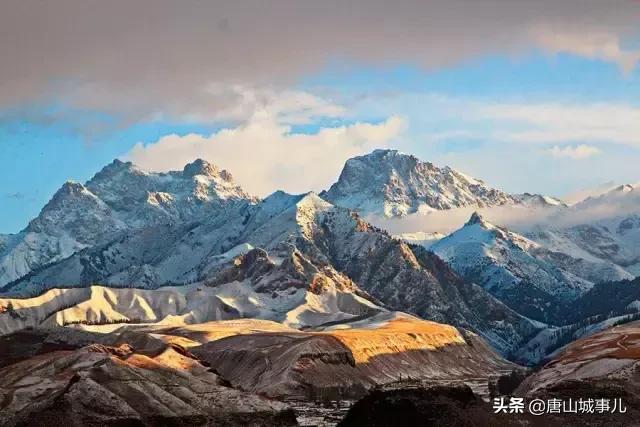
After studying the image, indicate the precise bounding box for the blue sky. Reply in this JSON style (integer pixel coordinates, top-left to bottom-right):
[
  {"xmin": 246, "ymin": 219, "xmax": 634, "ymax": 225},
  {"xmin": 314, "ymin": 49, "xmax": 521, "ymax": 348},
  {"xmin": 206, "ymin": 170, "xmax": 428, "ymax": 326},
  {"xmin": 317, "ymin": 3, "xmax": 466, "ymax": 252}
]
[
  {"xmin": 304, "ymin": 52, "xmax": 640, "ymax": 103},
  {"xmin": 2, "ymin": 1, "xmax": 640, "ymax": 233},
  {"xmin": 1, "ymin": 119, "xmax": 221, "ymax": 233}
]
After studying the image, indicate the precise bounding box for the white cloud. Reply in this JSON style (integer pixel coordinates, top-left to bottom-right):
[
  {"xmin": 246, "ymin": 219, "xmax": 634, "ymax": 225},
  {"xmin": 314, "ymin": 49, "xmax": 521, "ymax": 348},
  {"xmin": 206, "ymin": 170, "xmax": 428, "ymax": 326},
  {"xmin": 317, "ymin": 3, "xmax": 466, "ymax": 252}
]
[
  {"xmin": 348, "ymin": 93, "xmax": 640, "ymax": 148},
  {"xmin": 371, "ymin": 197, "xmax": 640, "ymax": 237},
  {"xmin": 531, "ymin": 26, "xmax": 640, "ymax": 74},
  {"xmin": 473, "ymin": 102, "xmax": 640, "ymax": 147},
  {"xmin": 125, "ymin": 114, "xmax": 406, "ymax": 196},
  {"xmin": 546, "ymin": 144, "xmax": 602, "ymax": 159}
]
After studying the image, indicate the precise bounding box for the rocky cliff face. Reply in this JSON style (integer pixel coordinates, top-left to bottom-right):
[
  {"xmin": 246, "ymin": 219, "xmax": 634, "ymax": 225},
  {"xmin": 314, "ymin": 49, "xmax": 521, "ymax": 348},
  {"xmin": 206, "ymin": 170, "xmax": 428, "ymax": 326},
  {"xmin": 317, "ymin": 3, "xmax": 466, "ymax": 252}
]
[
  {"xmin": 192, "ymin": 313, "xmax": 514, "ymax": 399},
  {"xmin": 514, "ymin": 321, "xmax": 640, "ymax": 425},
  {"xmin": 0, "ymin": 316, "xmax": 514, "ymax": 425},
  {"xmin": 0, "ymin": 329, "xmax": 296, "ymax": 427}
]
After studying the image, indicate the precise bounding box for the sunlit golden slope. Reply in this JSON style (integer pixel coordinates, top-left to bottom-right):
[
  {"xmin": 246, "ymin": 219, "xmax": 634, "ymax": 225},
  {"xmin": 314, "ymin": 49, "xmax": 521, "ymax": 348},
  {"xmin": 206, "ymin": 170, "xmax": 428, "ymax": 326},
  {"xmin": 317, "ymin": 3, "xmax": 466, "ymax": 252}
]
[
  {"xmin": 0, "ymin": 340, "xmax": 295, "ymax": 426},
  {"xmin": 324, "ymin": 315, "xmax": 466, "ymax": 363},
  {"xmin": 191, "ymin": 312, "xmax": 513, "ymax": 398}
]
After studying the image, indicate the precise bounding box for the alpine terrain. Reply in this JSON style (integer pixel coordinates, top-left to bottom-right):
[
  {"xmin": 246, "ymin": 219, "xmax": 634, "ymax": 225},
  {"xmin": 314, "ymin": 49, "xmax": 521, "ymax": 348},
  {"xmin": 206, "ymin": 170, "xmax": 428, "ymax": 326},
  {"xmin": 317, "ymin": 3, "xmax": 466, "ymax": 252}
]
[{"xmin": 0, "ymin": 150, "xmax": 638, "ymax": 425}]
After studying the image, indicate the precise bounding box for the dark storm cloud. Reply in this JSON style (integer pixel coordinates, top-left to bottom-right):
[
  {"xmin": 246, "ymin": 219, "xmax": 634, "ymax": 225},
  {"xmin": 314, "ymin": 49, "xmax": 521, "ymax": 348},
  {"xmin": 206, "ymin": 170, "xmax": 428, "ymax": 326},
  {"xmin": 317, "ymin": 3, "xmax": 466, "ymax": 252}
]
[{"xmin": 1, "ymin": 0, "xmax": 639, "ymax": 121}]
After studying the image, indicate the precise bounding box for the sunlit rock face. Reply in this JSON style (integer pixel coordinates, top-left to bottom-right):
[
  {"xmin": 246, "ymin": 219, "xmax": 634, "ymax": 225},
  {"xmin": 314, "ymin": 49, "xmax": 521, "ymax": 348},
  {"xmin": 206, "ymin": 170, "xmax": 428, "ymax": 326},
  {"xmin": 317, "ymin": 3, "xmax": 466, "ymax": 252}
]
[
  {"xmin": 518, "ymin": 320, "xmax": 640, "ymax": 397},
  {"xmin": 0, "ymin": 318, "xmax": 512, "ymax": 424},
  {"xmin": 192, "ymin": 313, "xmax": 514, "ymax": 399},
  {"xmin": 512, "ymin": 320, "xmax": 640, "ymax": 426},
  {"xmin": 0, "ymin": 333, "xmax": 296, "ymax": 426}
]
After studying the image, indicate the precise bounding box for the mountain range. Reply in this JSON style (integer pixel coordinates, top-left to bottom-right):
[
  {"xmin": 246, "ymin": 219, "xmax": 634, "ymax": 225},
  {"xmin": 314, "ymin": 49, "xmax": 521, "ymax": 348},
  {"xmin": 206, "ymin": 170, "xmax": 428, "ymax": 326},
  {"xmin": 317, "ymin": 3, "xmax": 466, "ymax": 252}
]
[
  {"xmin": 527, "ymin": 185, "xmax": 640, "ymax": 276},
  {"xmin": 321, "ymin": 149, "xmax": 562, "ymax": 218},
  {"xmin": 1, "ymin": 149, "xmax": 639, "ymax": 365},
  {"xmin": 0, "ymin": 159, "xmax": 251, "ymax": 288},
  {"xmin": 430, "ymin": 212, "xmax": 632, "ymax": 324}
]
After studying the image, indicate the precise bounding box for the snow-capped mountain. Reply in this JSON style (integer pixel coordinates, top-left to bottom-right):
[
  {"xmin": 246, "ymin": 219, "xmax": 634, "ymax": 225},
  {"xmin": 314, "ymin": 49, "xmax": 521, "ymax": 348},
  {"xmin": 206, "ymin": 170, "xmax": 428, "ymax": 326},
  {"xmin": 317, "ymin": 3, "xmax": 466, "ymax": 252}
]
[
  {"xmin": 528, "ymin": 184, "xmax": 640, "ymax": 276},
  {"xmin": 0, "ymin": 159, "xmax": 253, "ymax": 287},
  {"xmin": 2, "ymin": 188, "xmax": 541, "ymax": 355},
  {"xmin": 0, "ymin": 252, "xmax": 381, "ymax": 336},
  {"xmin": 7, "ymin": 152, "xmax": 637, "ymax": 360},
  {"xmin": 84, "ymin": 158, "xmax": 252, "ymax": 226},
  {"xmin": 576, "ymin": 183, "xmax": 639, "ymax": 208},
  {"xmin": 321, "ymin": 149, "xmax": 558, "ymax": 217},
  {"xmin": 430, "ymin": 213, "xmax": 632, "ymax": 324},
  {"xmin": 512, "ymin": 193, "xmax": 566, "ymax": 208}
]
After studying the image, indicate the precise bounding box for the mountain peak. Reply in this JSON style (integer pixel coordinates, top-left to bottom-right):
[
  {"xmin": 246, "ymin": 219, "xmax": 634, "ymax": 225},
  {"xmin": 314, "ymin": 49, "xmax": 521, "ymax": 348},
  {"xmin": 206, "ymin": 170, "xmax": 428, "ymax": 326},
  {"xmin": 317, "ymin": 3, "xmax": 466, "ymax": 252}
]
[
  {"xmin": 60, "ymin": 180, "xmax": 85, "ymax": 192},
  {"xmin": 88, "ymin": 159, "xmax": 139, "ymax": 186},
  {"xmin": 25, "ymin": 180, "xmax": 107, "ymax": 236},
  {"xmin": 182, "ymin": 158, "xmax": 219, "ymax": 177},
  {"xmin": 296, "ymin": 191, "xmax": 333, "ymax": 209},
  {"xmin": 372, "ymin": 148, "xmax": 398, "ymax": 155},
  {"xmin": 369, "ymin": 148, "xmax": 407, "ymax": 158},
  {"xmin": 105, "ymin": 158, "xmax": 135, "ymax": 172},
  {"xmin": 514, "ymin": 193, "xmax": 566, "ymax": 208},
  {"xmin": 110, "ymin": 158, "xmax": 128, "ymax": 167},
  {"xmin": 323, "ymin": 149, "xmax": 514, "ymax": 217},
  {"xmin": 52, "ymin": 181, "xmax": 95, "ymax": 201},
  {"xmin": 615, "ymin": 184, "xmax": 636, "ymax": 193},
  {"xmin": 357, "ymin": 148, "xmax": 418, "ymax": 165},
  {"xmin": 465, "ymin": 211, "xmax": 487, "ymax": 227},
  {"xmin": 579, "ymin": 183, "xmax": 636, "ymax": 204}
]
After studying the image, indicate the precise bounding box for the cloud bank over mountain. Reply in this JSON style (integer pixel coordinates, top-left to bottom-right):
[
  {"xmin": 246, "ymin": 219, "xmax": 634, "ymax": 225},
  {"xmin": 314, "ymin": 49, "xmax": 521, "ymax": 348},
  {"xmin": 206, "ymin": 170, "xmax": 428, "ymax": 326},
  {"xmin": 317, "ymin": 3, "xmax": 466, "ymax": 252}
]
[
  {"xmin": 2, "ymin": 0, "xmax": 639, "ymax": 121},
  {"xmin": 127, "ymin": 115, "xmax": 406, "ymax": 196}
]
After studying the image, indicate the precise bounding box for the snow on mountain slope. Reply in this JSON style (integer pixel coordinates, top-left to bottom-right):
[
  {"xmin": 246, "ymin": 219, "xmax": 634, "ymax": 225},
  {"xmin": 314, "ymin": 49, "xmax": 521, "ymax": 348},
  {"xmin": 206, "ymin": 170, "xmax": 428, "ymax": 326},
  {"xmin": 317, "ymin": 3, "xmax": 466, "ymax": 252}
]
[
  {"xmin": 517, "ymin": 320, "xmax": 640, "ymax": 398},
  {"xmin": 429, "ymin": 213, "xmax": 629, "ymax": 324},
  {"xmin": 245, "ymin": 194, "xmax": 539, "ymax": 353},
  {"xmin": 0, "ymin": 234, "xmax": 10, "ymax": 252},
  {"xmin": 85, "ymin": 158, "xmax": 253, "ymax": 226},
  {"xmin": 0, "ymin": 183, "xmax": 126, "ymax": 287},
  {"xmin": 532, "ymin": 219, "xmax": 640, "ymax": 277},
  {"xmin": 0, "ymin": 248, "xmax": 382, "ymax": 336},
  {"xmin": 577, "ymin": 183, "xmax": 639, "ymax": 207},
  {"xmin": 512, "ymin": 193, "xmax": 566, "ymax": 208},
  {"xmin": 2, "ymin": 190, "xmax": 541, "ymax": 356},
  {"xmin": 321, "ymin": 149, "xmax": 558, "ymax": 218},
  {"xmin": 290, "ymin": 205, "xmax": 543, "ymax": 355},
  {"xmin": 526, "ymin": 185, "xmax": 640, "ymax": 277},
  {"xmin": 512, "ymin": 312, "xmax": 640, "ymax": 365},
  {"xmin": 0, "ymin": 192, "xmax": 318, "ymax": 295},
  {"xmin": 511, "ymin": 276, "xmax": 640, "ymax": 364},
  {"xmin": 525, "ymin": 227, "xmax": 635, "ymax": 282},
  {"xmin": 0, "ymin": 159, "xmax": 254, "ymax": 287},
  {"xmin": 0, "ymin": 191, "xmax": 352, "ymax": 295}
]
